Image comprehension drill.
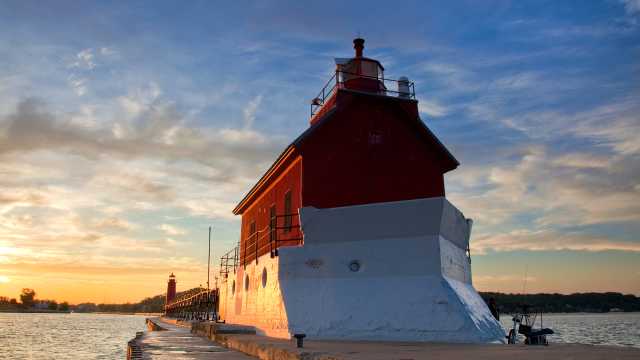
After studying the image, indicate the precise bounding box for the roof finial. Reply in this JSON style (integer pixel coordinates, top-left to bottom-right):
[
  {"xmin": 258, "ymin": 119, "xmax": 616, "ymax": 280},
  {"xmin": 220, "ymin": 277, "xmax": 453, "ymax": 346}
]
[{"xmin": 353, "ymin": 37, "xmax": 364, "ymax": 58}]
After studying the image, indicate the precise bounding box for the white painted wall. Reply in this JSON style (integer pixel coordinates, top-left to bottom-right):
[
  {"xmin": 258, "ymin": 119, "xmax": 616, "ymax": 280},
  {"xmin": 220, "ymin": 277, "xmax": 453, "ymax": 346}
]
[{"xmin": 218, "ymin": 197, "xmax": 504, "ymax": 343}]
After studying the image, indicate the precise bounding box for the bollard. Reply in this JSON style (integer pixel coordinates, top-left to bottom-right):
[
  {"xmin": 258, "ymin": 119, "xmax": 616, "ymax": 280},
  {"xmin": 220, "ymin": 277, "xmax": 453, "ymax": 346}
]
[{"xmin": 293, "ymin": 333, "xmax": 306, "ymax": 348}]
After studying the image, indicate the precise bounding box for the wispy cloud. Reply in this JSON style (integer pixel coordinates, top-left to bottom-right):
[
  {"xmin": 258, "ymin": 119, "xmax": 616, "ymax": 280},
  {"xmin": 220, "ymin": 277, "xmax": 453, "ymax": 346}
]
[
  {"xmin": 472, "ymin": 230, "xmax": 640, "ymax": 255},
  {"xmin": 621, "ymin": 0, "xmax": 640, "ymax": 15},
  {"xmin": 418, "ymin": 100, "xmax": 448, "ymax": 118},
  {"xmin": 158, "ymin": 224, "xmax": 187, "ymax": 236},
  {"xmin": 68, "ymin": 49, "xmax": 96, "ymax": 70}
]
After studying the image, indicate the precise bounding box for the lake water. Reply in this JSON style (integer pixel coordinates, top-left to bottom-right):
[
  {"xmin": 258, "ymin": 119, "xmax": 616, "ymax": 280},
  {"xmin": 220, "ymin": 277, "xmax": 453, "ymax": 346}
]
[
  {"xmin": 0, "ymin": 313, "xmax": 146, "ymax": 359},
  {"xmin": 0, "ymin": 312, "xmax": 638, "ymax": 359},
  {"xmin": 499, "ymin": 312, "xmax": 640, "ymax": 347}
]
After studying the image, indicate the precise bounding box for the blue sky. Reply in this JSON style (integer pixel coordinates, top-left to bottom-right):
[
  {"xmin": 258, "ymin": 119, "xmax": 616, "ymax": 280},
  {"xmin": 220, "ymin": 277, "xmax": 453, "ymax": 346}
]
[{"xmin": 0, "ymin": 0, "xmax": 639, "ymax": 302}]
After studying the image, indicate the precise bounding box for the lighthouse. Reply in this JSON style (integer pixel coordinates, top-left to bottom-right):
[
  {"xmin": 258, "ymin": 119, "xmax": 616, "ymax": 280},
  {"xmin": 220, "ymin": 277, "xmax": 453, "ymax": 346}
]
[
  {"xmin": 217, "ymin": 39, "xmax": 505, "ymax": 343},
  {"xmin": 166, "ymin": 273, "xmax": 176, "ymax": 305}
]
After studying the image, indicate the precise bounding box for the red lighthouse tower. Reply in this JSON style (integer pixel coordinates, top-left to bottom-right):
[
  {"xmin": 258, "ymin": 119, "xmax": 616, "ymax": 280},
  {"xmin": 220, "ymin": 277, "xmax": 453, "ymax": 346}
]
[{"xmin": 166, "ymin": 273, "xmax": 176, "ymax": 305}]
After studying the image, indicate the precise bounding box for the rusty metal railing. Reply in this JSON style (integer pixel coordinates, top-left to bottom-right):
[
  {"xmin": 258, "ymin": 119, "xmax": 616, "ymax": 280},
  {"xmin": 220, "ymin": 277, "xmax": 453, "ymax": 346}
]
[{"xmin": 164, "ymin": 288, "xmax": 218, "ymax": 321}]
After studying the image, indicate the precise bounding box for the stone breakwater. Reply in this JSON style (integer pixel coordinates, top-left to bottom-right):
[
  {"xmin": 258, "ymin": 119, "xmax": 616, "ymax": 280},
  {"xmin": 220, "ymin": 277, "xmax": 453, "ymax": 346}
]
[{"xmin": 127, "ymin": 317, "xmax": 640, "ymax": 360}]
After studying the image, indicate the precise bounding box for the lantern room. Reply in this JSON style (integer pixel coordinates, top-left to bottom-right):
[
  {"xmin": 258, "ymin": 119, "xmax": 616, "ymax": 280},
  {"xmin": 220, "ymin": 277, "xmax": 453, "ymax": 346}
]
[{"xmin": 336, "ymin": 38, "xmax": 385, "ymax": 93}]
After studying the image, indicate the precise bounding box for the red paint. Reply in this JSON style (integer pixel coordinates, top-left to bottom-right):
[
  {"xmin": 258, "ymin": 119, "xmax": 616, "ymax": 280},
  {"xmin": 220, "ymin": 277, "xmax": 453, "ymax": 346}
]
[
  {"xmin": 300, "ymin": 91, "xmax": 452, "ymax": 209},
  {"xmin": 238, "ymin": 157, "xmax": 303, "ymax": 265},
  {"xmin": 166, "ymin": 273, "xmax": 176, "ymax": 304},
  {"xmin": 234, "ymin": 40, "xmax": 459, "ymax": 265}
]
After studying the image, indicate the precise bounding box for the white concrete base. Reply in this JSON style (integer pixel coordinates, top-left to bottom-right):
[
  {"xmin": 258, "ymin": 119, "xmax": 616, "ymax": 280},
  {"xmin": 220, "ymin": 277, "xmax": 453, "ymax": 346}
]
[{"xmin": 219, "ymin": 197, "xmax": 505, "ymax": 343}]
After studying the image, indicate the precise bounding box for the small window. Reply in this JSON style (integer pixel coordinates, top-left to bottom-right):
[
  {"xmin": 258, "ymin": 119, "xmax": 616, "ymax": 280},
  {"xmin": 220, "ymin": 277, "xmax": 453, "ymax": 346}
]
[
  {"xmin": 369, "ymin": 130, "xmax": 383, "ymax": 145},
  {"xmin": 244, "ymin": 274, "xmax": 249, "ymax": 291},
  {"xmin": 249, "ymin": 221, "xmax": 256, "ymax": 236},
  {"xmin": 284, "ymin": 191, "xmax": 292, "ymax": 232},
  {"xmin": 231, "ymin": 280, "xmax": 235, "ymax": 295}
]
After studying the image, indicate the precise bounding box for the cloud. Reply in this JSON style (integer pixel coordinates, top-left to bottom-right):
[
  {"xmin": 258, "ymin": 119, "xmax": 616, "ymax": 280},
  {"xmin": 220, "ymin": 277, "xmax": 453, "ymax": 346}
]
[
  {"xmin": 93, "ymin": 217, "xmax": 136, "ymax": 232},
  {"xmin": 158, "ymin": 224, "xmax": 187, "ymax": 236},
  {"xmin": 99, "ymin": 47, "xmax": 116, "ymax": 56},
  {"xmin": 69, "ymin": 49, "xmax": 96, "ymax": 70},
  {"xmin": 418, "ymin": 100, "xmax": 448, "ymax": 118},
  {"xmin": 472, "ymin": 230, "xmax": 640, "ymax": 254},
  {"xmin": 68, "ymin": 76, "xmax": 88, "ymax": 96},
  {"xmin": 621, "ymin": 0, "xmax": 640, "ymax": 15},
  {"xmin": 450, "ymin": 145, "xmax": 640, "ymax": 229},
  {"xmin": 243, "ymin": 95, "xmax": 263, "ymax": 129},
  {"xmin": 0, "ymin": 97, "xmax": 284, "ymax": 176}
]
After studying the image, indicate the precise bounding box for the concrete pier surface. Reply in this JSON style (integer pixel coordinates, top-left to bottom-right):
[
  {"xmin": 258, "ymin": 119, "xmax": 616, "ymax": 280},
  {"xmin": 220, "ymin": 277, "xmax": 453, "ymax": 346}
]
[
  {"xmin": 215, "ymin": 333, "xmax": 640, "ymax": 360},
  {"xmin": 127, "ymin": 318, "xmax": 253, "ymax": 359},
  {"xmin": 137, "ymin": 318, "xmax": 640, "ymax": 360}
]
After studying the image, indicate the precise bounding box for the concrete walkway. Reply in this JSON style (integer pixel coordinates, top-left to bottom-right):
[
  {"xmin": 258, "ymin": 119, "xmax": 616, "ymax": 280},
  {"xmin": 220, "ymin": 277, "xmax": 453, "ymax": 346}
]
[
  {"xmin": 215, "ymin": 333, "xmax": 640, "ymax": 360},
  {"xmin": 140, "ymin": 318, "xmax": 640, "ymax": 360},
  {"xmin": 129, "ymin": 318, "xmax": 254, "ymax": 359}
]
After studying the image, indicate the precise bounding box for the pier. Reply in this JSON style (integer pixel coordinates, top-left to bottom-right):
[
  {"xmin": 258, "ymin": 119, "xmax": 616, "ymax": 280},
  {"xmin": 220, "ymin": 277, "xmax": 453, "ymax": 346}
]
[
  {"xmin": 128, "ymin": 317, "xmax": 640, "ymax": 360},
  {"xmin": 126, "ymin": 318, "xmax": 253, "ymax": 359}
]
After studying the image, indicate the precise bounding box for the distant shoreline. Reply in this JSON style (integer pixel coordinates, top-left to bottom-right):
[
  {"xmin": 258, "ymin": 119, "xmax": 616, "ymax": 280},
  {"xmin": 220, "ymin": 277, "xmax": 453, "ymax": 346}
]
[
  {"xmin": 0, "ymin": 310, "xmax": 161, "ymax": 315},
  {"xmin": 0, "ymin": 309, "xmax": 70, "ymax": 314}
]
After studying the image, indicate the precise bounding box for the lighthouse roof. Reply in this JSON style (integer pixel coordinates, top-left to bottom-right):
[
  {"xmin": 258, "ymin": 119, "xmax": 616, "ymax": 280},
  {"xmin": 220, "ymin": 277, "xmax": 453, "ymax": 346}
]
[{"xmin": 232, "ymin": 91, "xmax": 459, "ymax": 215}]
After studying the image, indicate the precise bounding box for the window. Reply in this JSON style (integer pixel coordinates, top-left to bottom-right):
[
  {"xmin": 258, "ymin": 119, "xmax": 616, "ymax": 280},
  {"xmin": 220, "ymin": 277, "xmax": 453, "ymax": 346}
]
[
  {"xmin": 249, "ymin": 220, "xmax": 256, "ymax": 237},
  {"xmin": 284, "ymin": 191, "xmax": 292, "ymax": 232},
  {"xmin": 368, "ymin": 131, "xmax": 383, "ymax": 145}
]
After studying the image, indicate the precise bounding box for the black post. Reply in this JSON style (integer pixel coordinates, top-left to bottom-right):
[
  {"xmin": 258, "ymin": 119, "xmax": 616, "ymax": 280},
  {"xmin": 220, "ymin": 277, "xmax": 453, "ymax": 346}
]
[{"xmin": 207, "ymin": 226, "xmax": 211, "ymax": 291}]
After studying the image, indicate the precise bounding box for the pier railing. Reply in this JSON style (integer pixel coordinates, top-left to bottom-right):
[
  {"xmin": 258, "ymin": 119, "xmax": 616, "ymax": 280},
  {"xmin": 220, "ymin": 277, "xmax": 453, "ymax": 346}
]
[
  {"xmin": 240, "ymin": 212, "xmax": 303, "ymax": 267},
  {"xmin": 164, "ymin": 288, "xmax": 218, "ymax": 321},
  {"xmin": 219, "ymin": 244, "xmax": 239, "ymax": 279}
]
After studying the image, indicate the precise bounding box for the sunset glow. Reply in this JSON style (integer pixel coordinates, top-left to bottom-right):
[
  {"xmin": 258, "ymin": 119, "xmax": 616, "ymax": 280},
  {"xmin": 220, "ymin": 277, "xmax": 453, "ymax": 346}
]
[{"xmin": 1, "ymin": 1, "xmax": 639, "ymax": 304}]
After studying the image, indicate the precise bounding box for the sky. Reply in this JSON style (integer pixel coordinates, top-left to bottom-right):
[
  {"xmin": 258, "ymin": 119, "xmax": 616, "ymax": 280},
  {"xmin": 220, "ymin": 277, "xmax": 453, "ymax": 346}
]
[{"xmin": 0, "ymin": 0, "xmax": 639, "ymax": 304}]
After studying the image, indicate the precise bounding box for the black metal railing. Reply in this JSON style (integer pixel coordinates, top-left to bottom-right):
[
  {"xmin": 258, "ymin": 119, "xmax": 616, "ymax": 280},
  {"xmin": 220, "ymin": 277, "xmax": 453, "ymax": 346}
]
[
  {"xmin": 240, "ymin": 212, "xmax": 303, "ymax": 267},
  {"xmin": 219, "ymin": 244, "xmax": 239, "ymax": 279},
  {"xmin": 310, "ymin": 70, "xmax": 416, "ymax": 117},
  {"xmin": 217, "ymin": 212, "xmax": 304, "ymax": 273},
  {"xmin": 164, "ymin": 288, "xmax": 218, "ymax": 321}
]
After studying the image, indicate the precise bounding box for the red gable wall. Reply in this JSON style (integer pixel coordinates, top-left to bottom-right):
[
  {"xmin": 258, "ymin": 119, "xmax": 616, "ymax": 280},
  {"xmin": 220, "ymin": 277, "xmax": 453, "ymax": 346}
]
[
  {"xmin": 299, "ymin": 91, "xmax": 449, "ymax": 209},
  {"xmin": 238, "ymin": 157, "xmax": 302, "ymax": 265}
]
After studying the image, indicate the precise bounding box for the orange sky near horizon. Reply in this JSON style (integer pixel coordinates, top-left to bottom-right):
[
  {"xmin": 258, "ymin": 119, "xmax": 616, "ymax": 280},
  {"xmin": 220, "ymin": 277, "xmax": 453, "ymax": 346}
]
[
  {"xmin": 1, "ymin": 1, "xmax": 639, "ymax": 306},
  {"xmin": 1, "ymin": 250, "xmax": 639, "ymax": 304}
]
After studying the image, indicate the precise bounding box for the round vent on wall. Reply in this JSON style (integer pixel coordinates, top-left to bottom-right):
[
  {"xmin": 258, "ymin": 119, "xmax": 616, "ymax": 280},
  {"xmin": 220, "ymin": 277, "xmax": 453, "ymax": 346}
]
[
  {"xmin": 349, "ymin": 260, "xmax": 361, "ymax": 272},
  {"xmin": 262, "ymin": 267, "xmax": 268, "ymax": 288}
]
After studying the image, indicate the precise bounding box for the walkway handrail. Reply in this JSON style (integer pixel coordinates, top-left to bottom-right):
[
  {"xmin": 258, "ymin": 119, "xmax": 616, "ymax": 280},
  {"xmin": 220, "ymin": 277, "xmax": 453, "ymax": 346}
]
[
  {"xmin": 310, "ymin": 70, "xmax": 416, "ymax": 117},
  {"xmin": 239, "ymin": 212, "xmax": 303, "ymax": 267}
]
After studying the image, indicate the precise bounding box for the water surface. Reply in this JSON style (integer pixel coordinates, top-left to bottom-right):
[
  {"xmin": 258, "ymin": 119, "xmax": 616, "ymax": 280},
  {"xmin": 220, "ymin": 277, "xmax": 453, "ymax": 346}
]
[
  {"xmin": 500, "ymin": 312, "xmax": 640, "ymax": 347},
  {"xmin": 1, "ymin": 312, "xmax": 639, "ymax": 360},
  {"xmin": 0, "ymin": 313, "xmax": 146, "ymax": 359}
]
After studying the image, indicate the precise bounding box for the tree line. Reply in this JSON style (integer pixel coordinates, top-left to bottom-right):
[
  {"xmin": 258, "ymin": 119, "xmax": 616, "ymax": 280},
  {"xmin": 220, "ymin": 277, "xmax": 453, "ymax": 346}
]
[
  {"xmin": 480, "ymin": 292, "xmax": 640, "ymax": 314},
  {"xmin": 0, "ymin": 289, "xmax": 69, "ymax": 312},
  {"xmin": 5, "ymin": 288, "xmax": 639, "ymax": 314}
]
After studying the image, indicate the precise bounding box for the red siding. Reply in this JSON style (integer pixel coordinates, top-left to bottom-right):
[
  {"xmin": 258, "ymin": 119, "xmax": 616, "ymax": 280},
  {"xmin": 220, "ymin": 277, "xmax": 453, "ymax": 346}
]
[
  {"xmin": 239, "ymin": 158, "xmax": 302, "ymax": 265},
  {"xmin": 300, "ymin": 91, "xmax": 447, "ymax": 209}
]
